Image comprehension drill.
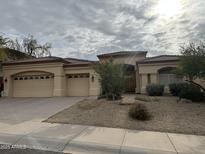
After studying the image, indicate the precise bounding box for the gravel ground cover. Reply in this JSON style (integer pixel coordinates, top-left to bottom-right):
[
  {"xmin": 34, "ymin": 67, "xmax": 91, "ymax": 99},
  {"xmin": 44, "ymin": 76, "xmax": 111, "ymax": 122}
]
[{"xmin": 45, "ymin": 96, "xmax": 205, "ymax": 135}]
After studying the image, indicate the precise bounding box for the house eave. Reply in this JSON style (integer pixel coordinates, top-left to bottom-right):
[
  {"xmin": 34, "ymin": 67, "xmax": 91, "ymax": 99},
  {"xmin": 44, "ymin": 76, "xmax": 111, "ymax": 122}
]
[{"xmin": 137, "ymin": 59, "xmax": 179, "ymax": 65}]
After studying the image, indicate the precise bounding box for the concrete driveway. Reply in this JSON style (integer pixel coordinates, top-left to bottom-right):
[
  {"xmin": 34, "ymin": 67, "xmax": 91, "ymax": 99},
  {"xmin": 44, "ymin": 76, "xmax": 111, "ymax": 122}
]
[{"xmin": 0, "ymin": 97, "xmax": 84, "ymax": 124}]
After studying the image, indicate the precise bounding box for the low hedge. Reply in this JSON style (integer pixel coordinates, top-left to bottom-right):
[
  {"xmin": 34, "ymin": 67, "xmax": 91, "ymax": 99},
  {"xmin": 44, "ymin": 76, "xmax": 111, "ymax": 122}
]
[
  {"xmin": 169, "ymin": 82, "xmax": 188, "ymax": 96},
  {"xmin": 179, "ymin": 84, "xmax": 204, "ymax": 102},
  {"xmin": 146, "ymin": 84, "xmax": 164, "ymax": 96},
  {"xmin": 169, "ymin": 82, "xmax": 204, "ymax": 102}
]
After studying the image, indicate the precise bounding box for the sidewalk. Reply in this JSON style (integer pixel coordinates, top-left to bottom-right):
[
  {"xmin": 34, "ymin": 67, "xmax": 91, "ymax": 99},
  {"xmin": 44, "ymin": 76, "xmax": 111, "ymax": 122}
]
[{"xmin": 0, "ymin": 120, "xmax": 204, "ymax": 154}]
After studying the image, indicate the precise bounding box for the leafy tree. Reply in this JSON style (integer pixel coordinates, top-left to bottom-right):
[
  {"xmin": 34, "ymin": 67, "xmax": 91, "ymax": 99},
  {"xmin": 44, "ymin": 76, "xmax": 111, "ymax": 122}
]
[
  {"xmin": 22, "ymin": 35, "xmax": 51, "ymax": 57},
  {"xmin": 13, "ymin": 38, "xmax": 23, "ymax": 52},
  {"xmin": 176, "ymin": 41, "xmax": 205, "ymax": 91},
  {"xmin": 94, "ymin": 60, "xmax": 126, "ymax": 100},
  {"xmin": 0, "ymin": 34, "xmax": 52, "ymax": 58},
  {"xmin": 0, "ymin": 35, "xmax": 14, "ymax": 48}
]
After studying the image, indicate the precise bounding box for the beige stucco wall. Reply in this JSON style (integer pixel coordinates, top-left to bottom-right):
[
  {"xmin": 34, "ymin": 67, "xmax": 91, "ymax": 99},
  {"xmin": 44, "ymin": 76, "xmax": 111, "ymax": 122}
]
[
  {"xmin": 138, "ymin": 61, "xmax": 205, "ymax": 93},
  {"xmin": 138, "ymin": 62, "xmax": 179, "ymax": 74},
  {"xmin": 194, "ymin": 78, "xmax": 205, "ymax": 89},
  {"xmin": 138, "ymin": 62, "xmax": 179, "ymax": 93}
]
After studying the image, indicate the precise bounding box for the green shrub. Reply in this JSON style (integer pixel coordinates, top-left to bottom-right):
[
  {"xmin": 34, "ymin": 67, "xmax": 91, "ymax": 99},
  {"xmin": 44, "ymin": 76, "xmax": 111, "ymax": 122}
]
[
  {"xmin": 129, "ymin": 104, "xmax": 151, "ymax": 121},
  {"xmin": 169, "ymin": 82, "xmax": 188, "ymax": 96},
  {"xmin": 179, "ymin": 84, "xmax": 204, "ymax": 102},
  {"xmin": 146, "ymin": 84, "xmax": 164, "ymax": 96},
  {"xmin": 94, "ymin": 60, "xmax": 126, "ymax": 100}
]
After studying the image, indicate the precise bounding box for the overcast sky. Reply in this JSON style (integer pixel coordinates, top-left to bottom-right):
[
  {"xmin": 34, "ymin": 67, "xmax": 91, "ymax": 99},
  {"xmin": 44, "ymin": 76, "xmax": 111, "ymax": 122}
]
[{"xmin": 0, "ymin": 0, "xmax": 205, "ymax": 60}]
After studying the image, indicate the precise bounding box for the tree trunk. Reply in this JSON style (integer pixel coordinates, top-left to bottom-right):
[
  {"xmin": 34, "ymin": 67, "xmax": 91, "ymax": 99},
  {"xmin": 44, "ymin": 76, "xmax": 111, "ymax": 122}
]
[{"xmin": 185, "ymin": 80, "xmax": 205, "ymax": 92}]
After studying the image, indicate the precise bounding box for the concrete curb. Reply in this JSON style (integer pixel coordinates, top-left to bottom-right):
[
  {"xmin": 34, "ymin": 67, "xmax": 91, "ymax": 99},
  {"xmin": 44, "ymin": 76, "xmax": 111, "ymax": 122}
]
[
  {"xmin": 121, "ymin": 146, "xmax": 177, "ymax": 154},
  {"xmin": 63, "ymin": 140, "xmax": 178, "ymax": 154},
  {"xmin": 0, "ymin": 126, "xmax": 205, "ymax": 154},
  {"xmin": 63, "ymin": 141, "xmax": 121, "ymax": 154}
]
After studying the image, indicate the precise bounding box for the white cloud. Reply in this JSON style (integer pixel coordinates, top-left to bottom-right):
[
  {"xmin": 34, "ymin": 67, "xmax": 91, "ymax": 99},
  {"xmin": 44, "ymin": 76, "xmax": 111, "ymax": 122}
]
[{"xmin": 0, "ymin": 0, "xmax": 205, "ymax": 60}]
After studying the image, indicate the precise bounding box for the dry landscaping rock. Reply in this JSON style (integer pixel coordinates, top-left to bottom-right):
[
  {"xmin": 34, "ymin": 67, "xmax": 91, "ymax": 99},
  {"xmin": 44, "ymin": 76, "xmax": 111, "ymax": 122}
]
[
  {"xmin": 179, "ymin": 98, "xmax": 192, "ymax": 103},
  {"xmin": 45, "ymin": 97, "xmax": 205, "ymax": 135}
]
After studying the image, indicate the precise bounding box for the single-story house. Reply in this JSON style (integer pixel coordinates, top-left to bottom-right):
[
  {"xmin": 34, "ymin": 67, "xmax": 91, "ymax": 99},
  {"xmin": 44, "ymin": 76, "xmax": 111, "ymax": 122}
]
[{"xmin": 2, "ymin": 51, "xmax": 205, "ymax": 97}]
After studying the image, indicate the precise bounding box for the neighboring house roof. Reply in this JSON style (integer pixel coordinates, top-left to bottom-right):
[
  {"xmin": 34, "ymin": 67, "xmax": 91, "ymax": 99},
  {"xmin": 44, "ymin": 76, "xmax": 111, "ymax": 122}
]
[
  {"xmin": 0, "ymin": 48, "xmax": 32, "ymax": 62},
  {"xmin": 97, "ymin": 51, "xmax": 147, "ymax": 58},
  {"xmin": 137, "ymin": 55, "xmax": 180, "ymax": 64}
]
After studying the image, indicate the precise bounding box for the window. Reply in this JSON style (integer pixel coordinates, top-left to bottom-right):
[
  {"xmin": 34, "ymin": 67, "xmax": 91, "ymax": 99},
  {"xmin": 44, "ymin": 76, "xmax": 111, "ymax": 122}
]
[
  {"xmin": 158, "ymin": 67, "xmax": 182, "ymax": 85},
  {"xmin": 13, "ymin": 73, "xmax": 53, "ymax": 81},
  {"xmin": 159, "ymin": 74, "xmax": 182, "ymax": 85},
  {"xmin": 67, "ymin": 74, "xmax": 89, "ymax": 78}
]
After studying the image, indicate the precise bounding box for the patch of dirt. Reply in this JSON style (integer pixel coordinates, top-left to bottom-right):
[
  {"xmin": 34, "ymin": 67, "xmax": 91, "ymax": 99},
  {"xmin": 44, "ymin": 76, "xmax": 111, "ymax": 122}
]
[
  {"xmin": 45, "ymin": 96, "xmax": 205, "ymax": 135},
  {"xmin": 77, "ymin": 99, "xmax": 101, "ymax": 110}
]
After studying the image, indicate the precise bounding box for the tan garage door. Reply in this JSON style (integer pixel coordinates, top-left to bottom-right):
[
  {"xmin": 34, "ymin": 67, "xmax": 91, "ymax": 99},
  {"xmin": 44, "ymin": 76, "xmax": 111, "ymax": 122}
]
[
  {"xmin": 67, "ymin": 74, "xmax": 89, "ymax": 96},
  {"xmin": 13, "ymin": 74, "xmax": 54, "ymax": 97}
]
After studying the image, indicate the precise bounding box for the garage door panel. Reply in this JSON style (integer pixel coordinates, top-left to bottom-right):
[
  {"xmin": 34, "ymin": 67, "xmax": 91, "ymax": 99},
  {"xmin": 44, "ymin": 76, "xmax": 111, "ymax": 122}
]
[
  {"xmin": 13, "ymin": 75, "xmax": 53, "ymax": 97},
  {"xmin": 67, "ymin": 74, "xmax": 89, "ymax": 96}
]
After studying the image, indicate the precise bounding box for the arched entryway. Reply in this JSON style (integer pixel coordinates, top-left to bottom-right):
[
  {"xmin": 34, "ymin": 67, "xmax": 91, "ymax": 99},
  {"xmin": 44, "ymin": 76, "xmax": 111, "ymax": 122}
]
[
  {"xmin": 158, "ymin": 67, "xmax": 182, "ymax": 85},
  {"xmin": 12, "ymin": 71, "xmax": 54, "ymax": 97}
]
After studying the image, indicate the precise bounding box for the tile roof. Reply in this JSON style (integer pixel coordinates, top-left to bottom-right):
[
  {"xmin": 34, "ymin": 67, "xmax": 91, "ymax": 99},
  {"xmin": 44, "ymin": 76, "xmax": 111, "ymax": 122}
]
[
  {"xmin": 2, "ymin": 56, "xmax": 94, "ymax": 67},
  {"xmin": 138, "ymin": 55, "xmax": 180, "ymax": 64},
  {"xmin": 64, "ymin": 57, "xmax": 94, "ymax": 63},
  {"xmin": 2, "ymin": 56, "xmax": 66, "ymax": 65},
  {"xmin": 97, "ymin": 51, "xmax": 147, "ymax": 58}
]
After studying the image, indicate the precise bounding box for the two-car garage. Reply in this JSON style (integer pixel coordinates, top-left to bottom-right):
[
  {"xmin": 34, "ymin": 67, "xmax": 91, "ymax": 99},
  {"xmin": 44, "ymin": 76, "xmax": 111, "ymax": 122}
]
[
  {"xmin": 2, "ymin": 57, "xmax": 99, "ymax": 97},
  {"xmin": 11, "ymin": 71, "xmax": 90, "ymax": 97}
]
